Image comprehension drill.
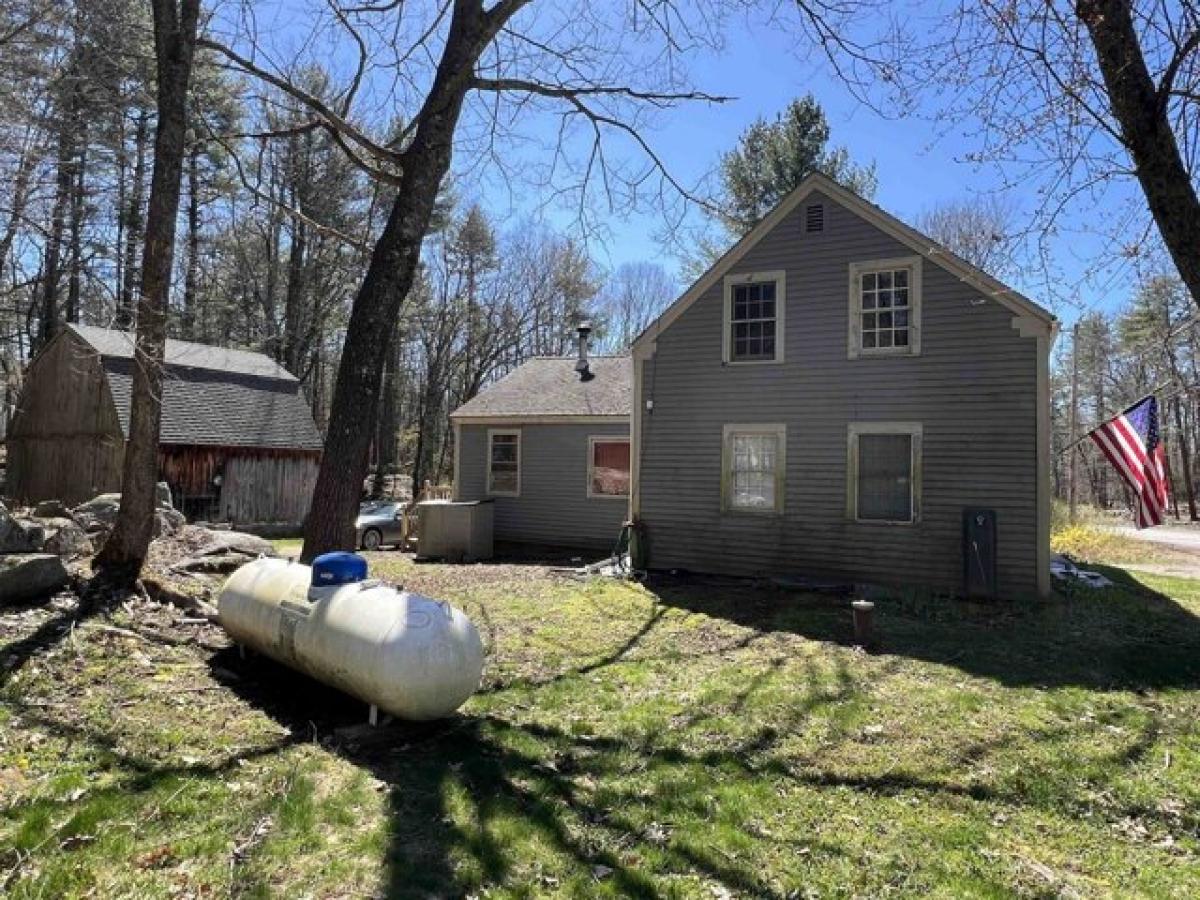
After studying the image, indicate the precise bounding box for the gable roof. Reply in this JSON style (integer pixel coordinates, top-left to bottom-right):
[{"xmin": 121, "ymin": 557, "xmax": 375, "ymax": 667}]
[
  {"xmin": 64, "ymin": 324, "xmax": 323, "ymax": 451},
  {"xmin": 449, "ymin": 356, "xmax": 631, "ymax": 421},
  {"xmin": 632, "ymin": 172, "xmax": 1057, "ymax": 352},
  {"xmin": 68, "ymin": 323, "xmax": 296, "ymax": 381}
]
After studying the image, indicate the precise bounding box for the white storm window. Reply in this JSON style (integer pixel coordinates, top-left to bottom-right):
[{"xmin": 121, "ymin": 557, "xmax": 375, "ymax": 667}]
[
  {"xmin": 848, "ymin": 423, "xmax": 922, "ymax": 523},
  {"xmin": 848, "ymin": 257, "xmax": 922, "ymax": 358},
  {"xmin": 588, "ymin": 437, "xmax": 631, "ymax": 498},
  {"xmin": 487, "ymin": 429, "xmax": 520, "ymax": 496},
  {"xmin": 723, "ymin": 271, "xmax": 786, "ymax": 364},
  {"xmin": 722, "ymin": 424, "xmax": 786, "ymax": 514}
]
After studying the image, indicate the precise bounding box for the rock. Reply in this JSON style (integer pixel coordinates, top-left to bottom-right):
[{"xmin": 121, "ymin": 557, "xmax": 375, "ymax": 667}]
[
  {"xmin": 174, "ymin": 553, "xmax": 253, "ymax": 575},
  {"xmin": 0, "ymin": 554, "xmax": 70, "ymax": 605},
  {"xmin": 32, "ymin": 499, "xmax": 72, "ymax": 520},
  {"xmin": 43, "ymin": 519, "xmax": 93, "ymax": 558},
  {"xmin": 71, "ymin": 492, "xmax": 185, "ymax": 538},
  {"xmin": 197, "ymin": 530, "xmax": 274, "ymax": 558},
  {"xmin": 72, "ymin": 493, "xmax": 122, "ymax": 533},
  {"xmin": 156, "ymin": 507, "xmax": 186, "ymax": 538},
  {"xmin": 0, "ymin": 503, "xmax": 45, "ymax": 553},
  {"xmin": 156, "ymin": 481, "xmax": 173, "ymax": 509}
]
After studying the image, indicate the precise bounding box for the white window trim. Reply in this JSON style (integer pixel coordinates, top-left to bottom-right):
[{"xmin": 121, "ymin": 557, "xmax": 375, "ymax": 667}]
[
  {"xmin": 486, "ymin": 428, "xmax": 521, "ymax": 497},
  {"xmin": 722, "ymin": 270, "xmax": 786, "ymax": 365},
  {"xmin": 721, "ymin": 423, "xmax": 787, "ymax": 515},
  {"xmin": 846, "ymin": 422, "xmax": 922, "ymax": 525},
  {"xmin": 847, "ymin": 256, "xmax": 922, "ymax": 359},
  {"xmin": 587, "ymin": 435, "xmax": 631, "ymax": 500}
]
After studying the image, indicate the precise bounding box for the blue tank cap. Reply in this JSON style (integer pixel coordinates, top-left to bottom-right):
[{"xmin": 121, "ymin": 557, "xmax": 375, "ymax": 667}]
[{"xmin": 311, "ymin": 551, "xmax": 368, "ymax": 587}]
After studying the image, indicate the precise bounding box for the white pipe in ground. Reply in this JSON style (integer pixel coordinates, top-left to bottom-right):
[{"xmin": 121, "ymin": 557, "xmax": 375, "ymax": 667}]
[{"xmin": 217, "ymin": 557, "xmax": 484, "ymax": 721}]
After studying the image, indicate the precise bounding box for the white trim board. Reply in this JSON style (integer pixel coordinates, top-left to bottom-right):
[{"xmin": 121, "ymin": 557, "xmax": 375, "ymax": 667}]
[
  {"xmin": 452, "ymin": 415, "xmax": 629, "ymax": 425},
  {"xmin": 630, "ymin": 172, "xmax": 1055, "ymax": 355}
]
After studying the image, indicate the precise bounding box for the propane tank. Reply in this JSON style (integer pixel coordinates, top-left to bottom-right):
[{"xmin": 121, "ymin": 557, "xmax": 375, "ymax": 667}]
[{"xmin": 217, "ymin": 553, "xmax": 484, "ymax": 721}]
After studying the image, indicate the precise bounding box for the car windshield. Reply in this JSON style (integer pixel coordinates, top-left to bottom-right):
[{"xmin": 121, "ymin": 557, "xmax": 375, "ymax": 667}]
[{"xmin": 359, "ymin": 502, "xmax": 400, "ymax": 518}]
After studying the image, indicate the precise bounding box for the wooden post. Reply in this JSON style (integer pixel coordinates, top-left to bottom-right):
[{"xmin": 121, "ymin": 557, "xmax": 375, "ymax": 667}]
[{"xmin": 1068, "ymin": 322, "xmax": 1080, "ymax": 523}]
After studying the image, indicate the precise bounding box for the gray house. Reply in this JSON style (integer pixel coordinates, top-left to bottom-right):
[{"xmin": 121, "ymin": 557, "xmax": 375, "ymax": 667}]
[
  {"xmin": 630, "ymin": 173, "xmax": 1058, "ymax": 597},
  {"xmin": 450, "ymin": 353, "xmax": 631, "ymax": 552}
]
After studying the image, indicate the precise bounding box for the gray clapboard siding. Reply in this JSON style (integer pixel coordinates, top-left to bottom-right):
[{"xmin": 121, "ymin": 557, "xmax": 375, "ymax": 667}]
[
  {"xmin": 636, "ymin": 189, "xmax": 1042, "ymax": 595},
  {"xmin": 457, "ymin": 422, "xmax": 629, "ymax": 551}
]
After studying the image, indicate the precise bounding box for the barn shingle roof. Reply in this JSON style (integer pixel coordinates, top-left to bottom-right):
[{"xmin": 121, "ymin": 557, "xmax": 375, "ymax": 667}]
[
  {"xmin": 67, "ymin": 325, "xmax": 323, "ymax": 451},
  {"xmin": 449, "ymin": 356, "xmax": 631, "ymax": 420}
]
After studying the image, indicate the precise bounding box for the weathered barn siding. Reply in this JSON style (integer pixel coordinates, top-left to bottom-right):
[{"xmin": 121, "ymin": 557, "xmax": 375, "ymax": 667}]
[
  {"xmin": 7, "ymin": 332, "xmax": 124, "ymax": 504},
  {"xmin": 159, "ymin": 446, "xmax": 318, "ymax": 524},
  {"xmin": 635, "ymin": 189, "xmax": 1043, "ymax": 596},
  {"xmin": 221, "ymin": 452, "xmax": 319, "ymax": 524},
  {"xmin": 456, "ymin": 422, "xmax": 629, "ymax": 551}
]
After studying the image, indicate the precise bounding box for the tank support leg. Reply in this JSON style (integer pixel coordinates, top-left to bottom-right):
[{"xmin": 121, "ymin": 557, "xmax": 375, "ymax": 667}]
[{"xmin": 368, "ymin": 704, "xmax": 379, "ymax": 727}]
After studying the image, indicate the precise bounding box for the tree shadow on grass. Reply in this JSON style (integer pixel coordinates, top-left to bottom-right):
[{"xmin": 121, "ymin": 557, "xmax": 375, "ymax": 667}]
[
  {"xmin": 644, "ymin": 566, "xmax": 1200, "ymax": 691},
  {"xmin": 207, "ymin": 642, "xmax": 864, "ymax": 899}
]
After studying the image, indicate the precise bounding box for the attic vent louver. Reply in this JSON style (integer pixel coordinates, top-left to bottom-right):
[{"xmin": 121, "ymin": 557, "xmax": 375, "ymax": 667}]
[{"xmin": 805, "ymin": 204, "xmax": 824, "ymax": 233}]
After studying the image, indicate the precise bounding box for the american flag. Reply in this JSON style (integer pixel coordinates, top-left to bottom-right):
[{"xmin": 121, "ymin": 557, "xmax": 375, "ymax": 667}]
[{"xmin": 1088, "ymin": 396, "xmax": 1169, "ymax": 529}]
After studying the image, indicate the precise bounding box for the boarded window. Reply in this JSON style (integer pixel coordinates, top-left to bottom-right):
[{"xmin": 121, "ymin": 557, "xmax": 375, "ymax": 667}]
[
  {"xmin": 488, "ymin": 431, "xmax": 520, "ymax": 495},
  {"xmin": 589, "ymin": 438, "xmax": 630, "ymax": 497},
  {"xmin": 856, "ymin": 433, "xmax": 914, "ymax": 522},
  {"xmin": 723, "ymin": 426, "xmax": 785, "ymax": 513},
  {"xmin": 730, "ymin": 281, "xmax": 778, "ymax": 361}
]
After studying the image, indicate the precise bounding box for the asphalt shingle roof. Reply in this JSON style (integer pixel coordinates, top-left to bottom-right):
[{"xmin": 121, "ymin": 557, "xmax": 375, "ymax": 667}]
[
  {"xmin": 67, "ymin": 325, "xmax": 323, "ymax": 451},
  {"xmin": 450, "ymin": 356, "xmax": 631, "ymax": 419},
  {"xmin": 69, "ymin": 323, "xmax": 296, "ymax": 381}
]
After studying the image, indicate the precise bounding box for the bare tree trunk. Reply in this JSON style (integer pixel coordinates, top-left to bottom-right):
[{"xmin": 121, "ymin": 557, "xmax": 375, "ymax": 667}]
[
  {"xmin": 117, "ymin": 110, "xmax": 150, "ymax": 330},
  {"xmin": 300, "ymin": 0, "xmax": 513, "ymax": 562},
  {"xmin": 1078, "ymin": 0, "xmax": 1200, "ymax": 310},
  {"xmin": 0, "ymin": 128, "xmax": 39, "ymax": 279},
  {"xmin": 181, "ymin": 143, "xmax": 201, "ymax": 338},
  {"xmin": 1172, "ymin": 394, "xmax": 1198, "ymax": 520},
  {"xmin": 95, "ymin": 0, "xmax": 202, "ymax": 584},
  {"xmin": 38, "ymin": 112, "xmax": 79, "ymax": 348},
  {"xmin": 65, "ymin": 138, "xmax": 88, "ymax": 324}
]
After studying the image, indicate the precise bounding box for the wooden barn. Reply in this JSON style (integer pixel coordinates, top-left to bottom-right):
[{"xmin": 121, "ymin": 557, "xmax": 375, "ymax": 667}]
[{"xmin": 7, "ymin": 324, "xmax": 323, "ymax": 525}]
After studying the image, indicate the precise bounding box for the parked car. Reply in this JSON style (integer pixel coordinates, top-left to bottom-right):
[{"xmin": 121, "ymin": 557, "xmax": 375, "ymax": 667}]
[{"xmin": 355, "ymin": 501, "xmax": 407, "ymax": 550}]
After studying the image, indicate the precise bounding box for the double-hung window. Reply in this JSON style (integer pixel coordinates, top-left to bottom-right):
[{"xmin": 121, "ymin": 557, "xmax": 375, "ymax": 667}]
[
  {"xmin": 588, "ymin": 437, "xmax": 630, "ymax": 499},
  {"xmin": 487, "ymin": 429, "xmax": 520, "ymax": 496},
  {"xmin": 723, "ymin": 271, "xmax": 786, "ymax": 364},
  {"xmin": 848, "ymin": 257, "xmax": 922, "ymax": 358},
  {"xmin": 847, "ymin": 423, "xmax": 922, "ymax": 523},
  {"xmin": 722, "ymin": 424, "xmax": 786, "ymax": 514}
]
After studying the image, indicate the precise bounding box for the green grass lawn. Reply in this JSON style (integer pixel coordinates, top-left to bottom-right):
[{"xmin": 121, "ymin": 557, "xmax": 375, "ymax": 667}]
[{"xmin": 3, "ymin": 557, "xmax": 1200, "ymax": 897}]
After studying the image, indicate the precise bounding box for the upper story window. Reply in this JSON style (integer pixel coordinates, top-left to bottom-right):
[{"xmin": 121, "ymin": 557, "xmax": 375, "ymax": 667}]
[
  {"xmin": 588, "ymin": 437, "xmax": 630, "ymax": 499},
  {"xmin": 723, "ymin": 271, "xmax": 786, "ymax": 364},
  {"xmin": 487, "ymin": 429, "xmax": 520, "ymax": 496},
  {"xmin": 848, "ymin": 256, "xmax": 922, "ymax": 359}
]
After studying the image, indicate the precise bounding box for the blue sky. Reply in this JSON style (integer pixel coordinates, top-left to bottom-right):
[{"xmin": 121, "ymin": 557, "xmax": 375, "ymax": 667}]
[
  {"xmin": 233, "ymin": 1, "xmax": 1157, "ymax": 328},
  {"xmin": 451, "ymin": 14, "xmax": 1149, "ymax": 328}
]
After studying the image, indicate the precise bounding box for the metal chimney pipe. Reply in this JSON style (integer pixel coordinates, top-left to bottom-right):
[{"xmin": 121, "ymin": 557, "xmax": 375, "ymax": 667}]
[{"xmin": 575, "ymin": 321, "xmax": 592, "ymax": 379}]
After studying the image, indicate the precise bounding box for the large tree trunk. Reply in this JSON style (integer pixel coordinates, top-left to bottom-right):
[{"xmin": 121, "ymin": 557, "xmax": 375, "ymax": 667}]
[
  {"xmin": 95, "ymin": 0, "xmax": 202, "ymax": 584},
  {"xmin": 1078, "ymin": 0, "xmax": 1200, "ymax": 310},
  {"xmin": 300, "ymin": 0, "xmax": 506, "ymax": 562}
]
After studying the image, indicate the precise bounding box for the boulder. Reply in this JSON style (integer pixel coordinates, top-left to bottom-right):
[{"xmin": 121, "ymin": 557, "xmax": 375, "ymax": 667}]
[
  {"xmin": 196, "ymin": 530, "xmax": 274, "ymax": 558},
  {"xmin": 32, "ymin": 499, "xmax": 72, "ymax": 520},
  {"xmin": 0, "ymin": 554, "xmax": 69, "ymax": 605},
  {"xmin": 174, "ymin": 552, "xmax": 254, "ymax": 575},
  {"xmin": 43, "ymin": 519, "xmax": 93, "ymax": 558},
  {"xmin": 72, "ymin": 494, "xmax": 122, "ymax": 533},
  {"xmin": 0, "ymin": 503, "xmax": 45, "ymax": 553},
  {"xmin": 156, "ymin": 507, "xmax": 186, "ymax": 538}
]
